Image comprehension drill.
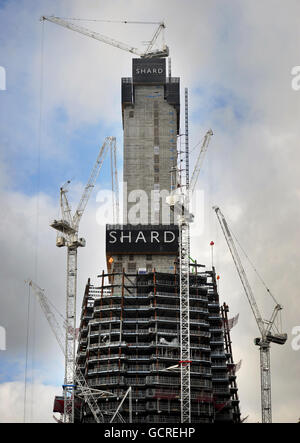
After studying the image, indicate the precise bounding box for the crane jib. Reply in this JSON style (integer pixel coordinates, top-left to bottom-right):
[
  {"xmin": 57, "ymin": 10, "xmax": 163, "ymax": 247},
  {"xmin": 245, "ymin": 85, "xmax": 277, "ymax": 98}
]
[{"xmin": 42, "ymin": 16, "xmax": 168, "ymax": 59}]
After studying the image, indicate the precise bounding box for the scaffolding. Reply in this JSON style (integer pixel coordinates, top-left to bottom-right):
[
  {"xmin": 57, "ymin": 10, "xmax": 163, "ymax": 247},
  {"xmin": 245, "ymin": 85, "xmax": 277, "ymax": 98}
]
[{"xmin": 221, "ymin": 303, "xmax": 241, "ymax": 423}]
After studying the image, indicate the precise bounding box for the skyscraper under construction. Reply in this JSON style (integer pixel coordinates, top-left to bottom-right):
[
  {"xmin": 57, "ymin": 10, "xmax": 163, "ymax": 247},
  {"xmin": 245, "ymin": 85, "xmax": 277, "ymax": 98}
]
[{"xmin": 75, "ymin": 57, "xmax": 241, "ymax": 423}]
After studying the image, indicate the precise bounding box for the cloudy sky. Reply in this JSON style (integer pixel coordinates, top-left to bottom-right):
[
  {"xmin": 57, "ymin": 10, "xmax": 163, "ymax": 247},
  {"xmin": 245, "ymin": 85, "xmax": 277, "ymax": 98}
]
[{"xmin": 0, "ymin": 0, "xmax": 300, "ymax": 423}]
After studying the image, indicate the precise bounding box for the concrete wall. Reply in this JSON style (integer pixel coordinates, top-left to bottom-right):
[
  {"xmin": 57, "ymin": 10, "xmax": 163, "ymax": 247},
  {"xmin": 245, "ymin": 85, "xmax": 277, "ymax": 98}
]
[{"xmin": 123, "ymin": 85, "xmax": 178, "ymax": 225}]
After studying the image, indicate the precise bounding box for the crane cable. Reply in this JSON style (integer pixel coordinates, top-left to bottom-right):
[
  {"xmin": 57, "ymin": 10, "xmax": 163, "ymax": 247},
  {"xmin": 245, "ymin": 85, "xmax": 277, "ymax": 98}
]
[
  {"xmin": 54, "ymin": 17, "xmax": 162, "ymax": 25},
  {"xmin": 24, "ymin": 19, "xmax": 45, "ymax": 423},
  {"xmin": 226, "ymin": 217, "xmax": 279, "ymax": 306},
  {"xmin": 23, "ymin": 283, "xmax": 31, "ymax": 423}
]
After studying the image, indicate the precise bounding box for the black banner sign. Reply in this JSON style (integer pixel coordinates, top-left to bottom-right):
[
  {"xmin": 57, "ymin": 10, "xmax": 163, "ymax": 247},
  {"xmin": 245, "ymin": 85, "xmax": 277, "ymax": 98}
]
[
  {"xmin": 106, "ymin": 225, "xmax": 179, "ymax": 254},
  {"xmin": 132, "ymin": 58, "xmax": 166, "ymax": 85}
]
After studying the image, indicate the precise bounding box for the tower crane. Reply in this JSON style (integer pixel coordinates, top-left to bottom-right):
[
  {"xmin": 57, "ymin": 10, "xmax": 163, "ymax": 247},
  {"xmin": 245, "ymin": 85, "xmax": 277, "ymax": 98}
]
[
  {"xmin": 167, "ymin": 118, "xmax": 213, "ymax": 422},
  {"xmin": 179, "ymin": 126, "xmax": 213, "ymax": 423},
  {"xmin": 50, "ymin": 136, "xmax": 117, "ymax": 423},
  {"xmin": 41, "ymin": 16, "xmax": 169, "ymax": 59},
  {"xmin": 28, "ymin": 280, "xmax": 112, "ymax": 423},
  {"xmin": 213, "ymin": 206, "xmax": 287, "ymax": 423},
  {"xmin": 28, "ymin": 280, "xmax": 128, "ymax": 423}
]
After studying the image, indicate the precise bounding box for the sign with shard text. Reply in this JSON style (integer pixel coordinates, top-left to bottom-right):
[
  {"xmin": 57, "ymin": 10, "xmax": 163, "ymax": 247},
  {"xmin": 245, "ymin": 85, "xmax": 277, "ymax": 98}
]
[
  {"xmin": 132, "ymin": 58, "xmax": 166, "ymax": 85},
  {"xmin": 106, "ymin": 224, "xmax": 179, "ymax": 254}
]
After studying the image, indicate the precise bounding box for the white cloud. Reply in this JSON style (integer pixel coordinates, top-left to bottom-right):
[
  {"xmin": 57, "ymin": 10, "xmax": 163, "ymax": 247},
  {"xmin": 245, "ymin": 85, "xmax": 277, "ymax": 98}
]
[{"xmin": 0, "ymin": 381, "xmax": 60, "ymax": 423}]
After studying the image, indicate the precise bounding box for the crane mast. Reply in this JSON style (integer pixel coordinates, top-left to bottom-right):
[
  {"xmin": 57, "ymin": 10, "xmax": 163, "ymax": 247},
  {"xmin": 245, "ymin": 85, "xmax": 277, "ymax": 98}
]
[
  {"xmin": 178, "ymin": 88, "xmax": 191, "ymax": 423},
  {"xmin": 213, "ymin": 206, "xmax": 287, "ymax": 423},
  {"xmin": 168, "ymin": 89, "xmax": 213, "ymax": 422},
  {"xmin": 64, "ymin": 247, "xmax": 77, "ymax": 423},
  {"xmin": 178, "ymin": 215, "xmax": 191, "ymax": 423}
]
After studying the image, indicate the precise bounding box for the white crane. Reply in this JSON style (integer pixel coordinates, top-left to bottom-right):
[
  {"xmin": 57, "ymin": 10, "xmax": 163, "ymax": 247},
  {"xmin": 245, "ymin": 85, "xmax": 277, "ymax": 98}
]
[
  {"xmin": 28, "ymin": 280, "xmax": 114, "ymax": 423},
  {"xmin": 189, "ymin": 129, "xmax": 213, "ymax": 195},
  {"xmin": 177, "ymin": 89, "xmax": 192, "ymax": 424},
  {"xmin": 213, "ymin": 206, "xmax": 287, "ymax": 423},
  {"xmin": 178, "ymin": 122, "xmax": 213, "ymax": 423},
  {"xmin": 28, "ymin": 280, "xmax": 128, "ymax": 423},
  {"xmin": 167, "ymin": 97, "xmax": 213, "ymax": 421},
  {"xmin": 41, "ymin": 16, "xmax": 169, "ymax": 59},
  {"xmin": 50, "ymin": 136, "xmax": 116, "ymax": 423},
  {"xmin": 167, "ymin": 129, "xmax": 213, "ymax": 216}
]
